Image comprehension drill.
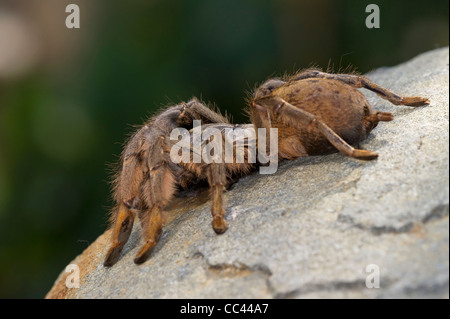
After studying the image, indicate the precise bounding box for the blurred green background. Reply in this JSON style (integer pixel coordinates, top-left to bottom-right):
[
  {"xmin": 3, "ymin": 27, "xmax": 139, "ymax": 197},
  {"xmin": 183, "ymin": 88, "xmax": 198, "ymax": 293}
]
[{"xmin": 0, "ymin": 0, "xmax": 448, "ymax": 298}]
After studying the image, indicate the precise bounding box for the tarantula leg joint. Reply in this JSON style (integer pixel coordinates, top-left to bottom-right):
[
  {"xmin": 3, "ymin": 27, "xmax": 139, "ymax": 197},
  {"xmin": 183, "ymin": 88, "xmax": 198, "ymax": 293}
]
[
  {"xmin": 123, "ymin": 197, "xmax": 136, "ymax": 209},
  {"xmin": 275, "ymin": 101, "xmax": 286, "ymax": 115}
]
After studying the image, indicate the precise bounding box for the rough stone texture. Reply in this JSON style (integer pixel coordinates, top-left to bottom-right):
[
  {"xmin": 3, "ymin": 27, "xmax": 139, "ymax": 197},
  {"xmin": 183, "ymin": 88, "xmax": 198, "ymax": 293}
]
[{"xmin": 46, "ymin": 47, "xmax": 449, "ymax": 299}]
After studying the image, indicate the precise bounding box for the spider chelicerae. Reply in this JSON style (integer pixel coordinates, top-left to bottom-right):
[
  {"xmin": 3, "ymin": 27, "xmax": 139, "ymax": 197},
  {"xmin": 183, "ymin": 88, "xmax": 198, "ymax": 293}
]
[{"xmin": 103, "ymin": 69, "xmax": 429, "ymax": 266}]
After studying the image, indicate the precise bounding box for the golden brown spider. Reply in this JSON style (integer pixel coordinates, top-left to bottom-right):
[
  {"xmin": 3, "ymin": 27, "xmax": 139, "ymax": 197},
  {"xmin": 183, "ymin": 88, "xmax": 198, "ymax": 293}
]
[{"xmin": 103, "ymin": 69, "xmax": 429, "ymax": 267}]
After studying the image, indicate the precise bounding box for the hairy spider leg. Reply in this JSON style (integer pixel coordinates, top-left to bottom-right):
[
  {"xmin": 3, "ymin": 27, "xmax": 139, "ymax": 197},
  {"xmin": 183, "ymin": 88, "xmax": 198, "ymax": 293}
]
[
  {"xmin": 206, "ymin": 163, "xmax": 228, "ymax": 234},
  {"xmin": 103, "ymin": 203, "xmax": 136, "ymax": 267},
  {"xmin": 292, "ymin": 70, "xmax": 430, "ymax": 107},
  {"xmin": 180, "ymin": 98, "xmax": 230, "ymax": 125},
  {"xmin": 364, "ymin": 111, "xmax": 395, "ymax": 132},
  {"xmin": 134, "ymin": 136, "xmax": 177, "ymax": 264},
  {"xmin": 104, "ymin": 150, "xmax": 145, "ymax": 267}
]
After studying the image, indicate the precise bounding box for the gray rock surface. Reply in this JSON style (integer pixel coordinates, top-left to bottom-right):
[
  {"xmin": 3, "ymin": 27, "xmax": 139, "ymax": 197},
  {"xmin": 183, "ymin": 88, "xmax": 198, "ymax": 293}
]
[{"xmin": 46, "ymin": 47, "xmax": 449, "ymax": 299}]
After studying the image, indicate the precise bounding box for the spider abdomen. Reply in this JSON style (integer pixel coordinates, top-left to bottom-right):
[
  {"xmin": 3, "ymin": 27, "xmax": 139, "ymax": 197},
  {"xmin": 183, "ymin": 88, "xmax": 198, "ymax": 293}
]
[{"xmin": 273, "ymin": 78, "xmax": 372, "ymax": 157}]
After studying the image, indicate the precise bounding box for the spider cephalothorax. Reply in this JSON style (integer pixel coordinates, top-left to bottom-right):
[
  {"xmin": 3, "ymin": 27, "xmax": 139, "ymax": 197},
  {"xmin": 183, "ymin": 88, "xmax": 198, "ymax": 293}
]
[{"xmin": 103, "ymin": 69, "xmax": 429, "ymax": 267}]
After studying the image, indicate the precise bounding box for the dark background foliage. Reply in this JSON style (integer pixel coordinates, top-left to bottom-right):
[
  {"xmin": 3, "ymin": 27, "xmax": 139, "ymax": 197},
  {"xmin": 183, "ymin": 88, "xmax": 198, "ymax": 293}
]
[{"xmin": 0, "ymin": 0, "xmax": 447, "ymax": 298}]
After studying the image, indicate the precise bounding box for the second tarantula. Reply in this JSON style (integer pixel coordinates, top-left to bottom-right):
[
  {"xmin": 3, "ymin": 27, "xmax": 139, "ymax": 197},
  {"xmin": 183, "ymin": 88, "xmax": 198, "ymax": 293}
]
[{"xmin": 104, "ymin": 69, "xmax": 429, "ymax": 266}]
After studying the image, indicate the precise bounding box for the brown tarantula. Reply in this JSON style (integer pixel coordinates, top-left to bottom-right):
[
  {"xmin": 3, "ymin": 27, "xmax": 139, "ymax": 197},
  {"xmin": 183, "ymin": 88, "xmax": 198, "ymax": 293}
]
[{"xmin": 103, "ymin": 69, "xmax": 429, "ymax": 266}]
